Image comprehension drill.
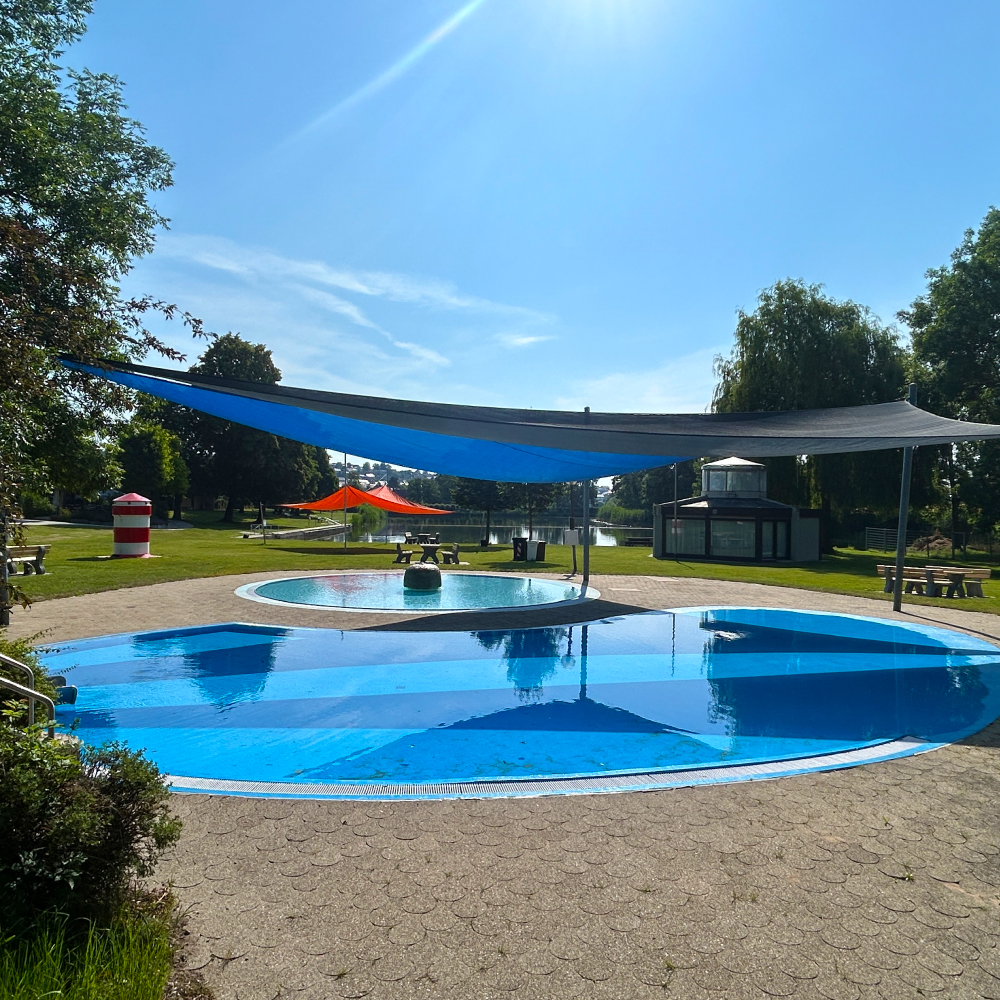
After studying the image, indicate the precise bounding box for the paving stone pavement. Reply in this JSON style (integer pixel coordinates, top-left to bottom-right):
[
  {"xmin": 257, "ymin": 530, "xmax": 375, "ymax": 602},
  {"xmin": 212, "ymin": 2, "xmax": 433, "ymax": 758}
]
[
  {"xmin": 14, "ymin": 572, "xmax": 1000, "ymax": 998},
  {"xmin": 164, "ymin": 725, "xmax": 1000, "ymax": 1000}
]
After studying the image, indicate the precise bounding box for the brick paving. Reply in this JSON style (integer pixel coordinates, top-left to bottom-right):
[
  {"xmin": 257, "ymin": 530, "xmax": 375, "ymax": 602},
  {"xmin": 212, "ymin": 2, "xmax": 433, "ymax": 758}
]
[{"xmin": 12, "ymin": 572, "xmax": 1000, "ymax": 999}]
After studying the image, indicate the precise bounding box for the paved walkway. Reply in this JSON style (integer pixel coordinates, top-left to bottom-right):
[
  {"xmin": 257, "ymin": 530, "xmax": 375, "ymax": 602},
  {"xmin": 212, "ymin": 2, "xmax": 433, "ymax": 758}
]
[{"xmin": 13, "ymin": 573, "xmax": 1000, "ymax": 999}]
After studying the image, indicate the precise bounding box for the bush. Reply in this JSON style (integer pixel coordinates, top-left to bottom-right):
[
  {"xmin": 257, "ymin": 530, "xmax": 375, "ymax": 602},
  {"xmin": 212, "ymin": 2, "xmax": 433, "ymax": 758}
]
[{"xmin": 0, "ymin": 723, "xmax": 181, "ymax": 927}]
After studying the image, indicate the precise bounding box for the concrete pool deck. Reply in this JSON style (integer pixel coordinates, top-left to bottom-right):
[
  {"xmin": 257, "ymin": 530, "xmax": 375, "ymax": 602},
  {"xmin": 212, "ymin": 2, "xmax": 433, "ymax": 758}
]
[{"xmin": 10, "ymin": 573, "xmax": 1000, "ymax": 999}]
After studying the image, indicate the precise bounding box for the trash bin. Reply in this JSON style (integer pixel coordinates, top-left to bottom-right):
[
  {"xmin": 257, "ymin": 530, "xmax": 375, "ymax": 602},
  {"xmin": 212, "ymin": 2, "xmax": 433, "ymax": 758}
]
[
  {"xmin": 526, "ymin": 539, "xmax": 539, "ymax": 561},
  {"xmin": 534, "ymin": 540, "xmax": 546, "ymax": 561},
  {"xmin": 512, "ymin": 537, "xmax": 528, "ymax": 561}
]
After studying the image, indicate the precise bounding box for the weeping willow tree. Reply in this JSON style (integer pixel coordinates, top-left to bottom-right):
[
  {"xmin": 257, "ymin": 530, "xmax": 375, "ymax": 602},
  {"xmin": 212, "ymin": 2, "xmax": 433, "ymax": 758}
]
[{"xmin": 713, "ymin": 280, "xmax": 910, "ymax": 545}]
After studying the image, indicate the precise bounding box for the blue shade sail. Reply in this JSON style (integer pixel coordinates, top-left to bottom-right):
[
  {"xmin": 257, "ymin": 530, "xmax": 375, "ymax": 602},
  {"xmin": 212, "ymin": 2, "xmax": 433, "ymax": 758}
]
[
  {"xmin": 62, "ymin": 359, "xmax": 1000, "ymax": 482},
  {"xmin": 45, "ymin": 609, "xmax": 1000, "ymax": 795}
]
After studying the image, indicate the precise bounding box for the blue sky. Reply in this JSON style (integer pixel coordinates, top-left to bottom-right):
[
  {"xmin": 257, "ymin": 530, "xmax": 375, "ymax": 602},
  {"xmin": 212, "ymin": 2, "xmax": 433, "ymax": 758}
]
[{"xmin": 73, "ymin": 0, "xmax": 1000, "ymax": 416}]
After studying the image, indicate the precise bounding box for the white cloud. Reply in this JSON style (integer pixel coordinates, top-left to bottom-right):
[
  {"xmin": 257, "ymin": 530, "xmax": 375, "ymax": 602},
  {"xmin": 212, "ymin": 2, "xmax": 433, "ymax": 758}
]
[
  {"xmin": 555, "ymin": 346, "xmax": 723, "ymax": 414},
  {"xmin": 496, "ymin": 332, "xmax": 554, "ymax": 348},
  {"xmin": 157, "ymin": 233, "xmax": 552, "ymax": 320}
]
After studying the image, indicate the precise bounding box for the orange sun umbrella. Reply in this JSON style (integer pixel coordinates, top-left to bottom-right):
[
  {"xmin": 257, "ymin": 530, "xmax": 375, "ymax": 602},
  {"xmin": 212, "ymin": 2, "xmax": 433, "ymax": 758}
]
[{"xmin": 284, "ymin": 484, "xmax": 448, "ymax": 516}]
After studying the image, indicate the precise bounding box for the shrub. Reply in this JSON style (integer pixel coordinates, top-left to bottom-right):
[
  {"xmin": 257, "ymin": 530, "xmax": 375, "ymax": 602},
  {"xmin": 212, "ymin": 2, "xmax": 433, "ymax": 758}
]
[{"xmin": 0, "ymin": 723, "xmax": 181, "ymax": 927}]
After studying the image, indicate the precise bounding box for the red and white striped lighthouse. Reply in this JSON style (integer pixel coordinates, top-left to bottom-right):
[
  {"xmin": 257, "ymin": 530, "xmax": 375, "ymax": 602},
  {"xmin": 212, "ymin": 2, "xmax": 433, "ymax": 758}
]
[{"xmin": 112, "ymin": 493, "xmax": 153, "ymax": 558}]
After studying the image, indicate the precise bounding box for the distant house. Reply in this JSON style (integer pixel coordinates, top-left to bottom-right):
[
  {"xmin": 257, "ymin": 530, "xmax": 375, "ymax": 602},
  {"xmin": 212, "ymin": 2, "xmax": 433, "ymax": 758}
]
[{"xmin": 652, "ymin": 457, "xmax": 820, "ymax": 562}]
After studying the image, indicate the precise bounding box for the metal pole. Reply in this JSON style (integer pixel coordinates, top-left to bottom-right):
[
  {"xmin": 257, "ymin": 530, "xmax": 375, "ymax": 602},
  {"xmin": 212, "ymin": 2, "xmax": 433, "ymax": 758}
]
[
  {"xmin": 569, "ymin": 482, "xmax": 577, "ymax": 576},
  {"xmin": 892, "ymin": 384, "xmax": 918, "ymax": 612},
  {"xmin": 343, "ymin": 452, "xmax": 348, "ymax": 550},
  {"xmin": 582, "ymin": 407, "xmax": 591, "ymax": 589},
  {"xmin": 673, "ymin": 462, "xmax": 679, "ymax": 561}
]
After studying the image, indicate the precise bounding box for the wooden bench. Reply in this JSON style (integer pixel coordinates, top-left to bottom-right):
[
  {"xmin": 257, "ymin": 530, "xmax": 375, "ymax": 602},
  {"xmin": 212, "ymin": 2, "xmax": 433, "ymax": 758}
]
[
  {"xmin": 5, "ymin": 545, "xmax": 49, "ymax": 575},
  {"xmin": 877, "ymin": 563, "xmax": 989, "ymax": 599}
]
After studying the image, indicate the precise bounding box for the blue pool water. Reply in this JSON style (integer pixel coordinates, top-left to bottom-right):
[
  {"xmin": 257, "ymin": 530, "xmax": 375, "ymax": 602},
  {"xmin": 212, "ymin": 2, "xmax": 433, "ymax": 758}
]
[
  {"xmin": 238, "ymin": 572, "xmax": 590, "ymax": 612},
  {"xmin": 43, "ymin": 608, "xmax": 1000, "ymax": 797}
]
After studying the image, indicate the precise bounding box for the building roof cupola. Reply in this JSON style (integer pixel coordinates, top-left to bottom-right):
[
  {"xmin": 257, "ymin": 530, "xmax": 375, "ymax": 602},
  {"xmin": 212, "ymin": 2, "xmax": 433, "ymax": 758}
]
[{"xmin": 701, "ymin": 457, "xmax": 768, "ymax": 499}]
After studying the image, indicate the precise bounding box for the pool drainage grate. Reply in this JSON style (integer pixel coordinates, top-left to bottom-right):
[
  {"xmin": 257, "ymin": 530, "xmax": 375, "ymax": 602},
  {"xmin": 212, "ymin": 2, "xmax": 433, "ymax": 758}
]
[{"xmin": 166, "ymin": 736, "xmax": 931, "ymax": 800}]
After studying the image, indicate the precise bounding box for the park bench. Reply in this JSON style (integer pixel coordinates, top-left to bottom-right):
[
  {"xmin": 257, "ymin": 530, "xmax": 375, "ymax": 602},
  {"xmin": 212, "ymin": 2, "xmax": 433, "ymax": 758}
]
[
  {"xmin": 877, "ymin": 563, "xmax": 990, "ymax": 599},
  {"xmin": 624, "ymin": 536, "xmax": 652, "ymax": 546},
  {"xmin": 392, "ymin": 543, "xmax": 414, "ymax": 564},
  {"xmin": 4, "ymin": 545, "xmax": 49, "ymax": 575},
  {"xmin": 441, "ymin": 542, "xmax": 461, "ymax": 564}
]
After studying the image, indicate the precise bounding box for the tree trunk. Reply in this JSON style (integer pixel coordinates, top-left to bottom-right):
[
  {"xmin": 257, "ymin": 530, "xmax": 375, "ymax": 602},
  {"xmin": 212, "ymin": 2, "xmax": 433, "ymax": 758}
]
[
  {"xmin": 173, "ymin": 494, "xmax": 184, "ymax": 522},
  {"xmin": 223, "ymin": 497, "xmax": 236, "ymax": 523},
  {"xmin": 528, "ymin": 503, "xmax": 534, "ymax": 539},
  {"xmin": 485, "ymin": 507, "xmax": 491, "ymax": 543}
]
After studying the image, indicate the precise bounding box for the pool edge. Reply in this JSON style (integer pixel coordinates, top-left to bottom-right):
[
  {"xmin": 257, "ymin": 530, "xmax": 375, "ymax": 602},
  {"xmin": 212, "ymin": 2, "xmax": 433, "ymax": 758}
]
[{"xmin": 164, "ymin": 736, "xmax": 934, "ymax": 801}]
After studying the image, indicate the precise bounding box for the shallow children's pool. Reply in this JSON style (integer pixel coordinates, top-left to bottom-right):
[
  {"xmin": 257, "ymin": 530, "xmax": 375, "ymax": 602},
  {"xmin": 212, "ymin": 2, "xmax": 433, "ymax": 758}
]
[
  {"xmin": 44, "ymin": 607, "xmax": 1000, "ymax": 799},
  {"xmin": 236, "ymin": 572, "xmax": 594, "ymax": 613}
]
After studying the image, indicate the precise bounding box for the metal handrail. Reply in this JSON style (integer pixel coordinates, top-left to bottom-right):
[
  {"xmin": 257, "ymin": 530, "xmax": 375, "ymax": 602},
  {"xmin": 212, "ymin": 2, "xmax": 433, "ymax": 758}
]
[
  {"xmin": 0, "ymin": 650, "xmax": 34, "ymax": 690},
  {"xmin": 0, "ymin": 675, "xmax": 55, "ymax": 737}
]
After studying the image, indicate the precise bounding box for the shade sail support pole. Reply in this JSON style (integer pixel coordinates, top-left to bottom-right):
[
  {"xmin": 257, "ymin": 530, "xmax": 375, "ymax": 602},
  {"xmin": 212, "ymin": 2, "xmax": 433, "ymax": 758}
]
[
  {"xmin": 892, "ymin": 384, "xmax": 918, "ymax": 612},
  {"xmin": 582, "ymin": 407, "xmax": 591, "ymax": 590},
  {"xmin": 343, "ymin": 452, "xmax": 348, "ymax": 550}
]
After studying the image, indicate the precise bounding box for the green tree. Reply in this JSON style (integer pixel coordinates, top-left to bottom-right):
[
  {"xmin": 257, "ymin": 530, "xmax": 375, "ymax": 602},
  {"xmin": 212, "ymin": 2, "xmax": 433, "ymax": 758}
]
[
  {"xmin": 118, "ymin": 423, "xmax": 188, "ymax": 520},
  {"xmin": 499, "ymin": 482, "xmax": 564, "ymax": 538},
  {"xmin": 145, "ymin": 334, "xmax": 337, "ymax": 520},
  {"xmin": 22, "ymin": 397, "xmax": 121, "ymax": 509},
  {"xmin": 0, "ymin": 0, "xmax": 195, "ymax": 521},
  {"xmin": 713, "ymin": 280, "xmax": 908, "ymax": 542},
  {"xmin": 453, "ymin": 478, "xmax": 504, "ymax": 539},
  {"xmin": 901, "ymin": 208, "xmax": 1000, "ymax": 533}
]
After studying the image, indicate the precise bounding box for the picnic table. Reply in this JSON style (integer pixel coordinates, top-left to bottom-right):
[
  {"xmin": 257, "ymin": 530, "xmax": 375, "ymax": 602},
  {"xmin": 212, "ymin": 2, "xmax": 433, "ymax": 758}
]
[
  {"xmin": 877, "ymin": 563, "xmax": 990, "ymax": 599},
  {"xmin": 418, "ymin": 543, "xmax": 441, "ymax": 564}
]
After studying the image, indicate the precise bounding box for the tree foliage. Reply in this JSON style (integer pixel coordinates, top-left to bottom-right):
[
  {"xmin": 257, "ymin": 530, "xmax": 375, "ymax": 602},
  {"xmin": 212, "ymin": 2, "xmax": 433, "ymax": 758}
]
[
  {"xmin": 452, "ymin": 478, "xmax": 504, "ymax": 537},
  {"xmin": 0, "ymin": 0, "xmax": 198, "ymax": 520},
  {"xmin": 901, "ymin": 208, "xmax": 1000, "ymax": 532},
  {"xmin": 118, "ymin": 423, "xmax": 188, "ymax": 519},
  {"xmin": 499, "ymin": 482, "xmax": 564, "ymax": 537},
  {"xmin": 713, "ymin": 280, "xmax": 908, "ymax": 534},
  {"xmin": 142, "ymin": 334, "xmax": 337, "ymax": 519}
]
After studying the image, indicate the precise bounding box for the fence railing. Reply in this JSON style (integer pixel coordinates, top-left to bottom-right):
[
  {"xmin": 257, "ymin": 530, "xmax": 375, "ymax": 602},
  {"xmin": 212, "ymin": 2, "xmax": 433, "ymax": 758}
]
[
  {"xmin": 864, "ymin": 528, "xmax": 926, "ymax": 552},
  {"xmin": 0, "ymin": 650, "xmax": 54, "ymax": 736}
]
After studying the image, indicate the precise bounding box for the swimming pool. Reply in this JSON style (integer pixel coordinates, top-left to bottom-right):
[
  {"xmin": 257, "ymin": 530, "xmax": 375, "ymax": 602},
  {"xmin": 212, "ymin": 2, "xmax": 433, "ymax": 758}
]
[
  {"xmin": 236, "ymin": 572, "xmax": 595, "ymax": 612},
  {"xmin": 43, "ymin": 608, "xmax": 1000, "ymax": 799}
]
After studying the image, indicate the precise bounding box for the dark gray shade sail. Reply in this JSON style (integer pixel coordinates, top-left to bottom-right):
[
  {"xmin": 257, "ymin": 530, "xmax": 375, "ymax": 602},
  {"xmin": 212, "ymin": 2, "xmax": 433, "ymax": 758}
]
[{"xmin": 65, "ymin": 358, "xmax": 1000, "ymax": 482}]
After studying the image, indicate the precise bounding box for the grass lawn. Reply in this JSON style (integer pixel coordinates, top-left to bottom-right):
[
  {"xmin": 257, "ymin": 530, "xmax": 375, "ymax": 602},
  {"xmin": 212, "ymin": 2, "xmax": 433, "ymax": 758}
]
[
  {"xmin": 0, "ymin": 908, "xmax": 173, "ymax": 1000},
  {"xmin": 11, "ymin": 511, "xmax": 1000, "ymax": 615}
]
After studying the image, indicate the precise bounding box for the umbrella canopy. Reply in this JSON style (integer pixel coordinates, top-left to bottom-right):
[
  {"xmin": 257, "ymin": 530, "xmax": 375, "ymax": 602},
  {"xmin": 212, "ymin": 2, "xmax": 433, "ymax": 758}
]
[
  {"xmin": 285, "ymin": 484, "xmax": 447, "ymax": 515},
  {"xmin": 63, "ymin": 358, "xmax": 1000, "ymax": 482}
]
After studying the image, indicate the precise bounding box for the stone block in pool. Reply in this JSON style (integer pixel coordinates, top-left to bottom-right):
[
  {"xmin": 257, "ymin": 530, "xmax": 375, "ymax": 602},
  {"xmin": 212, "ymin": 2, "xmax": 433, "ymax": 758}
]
[{"xmin": 403, "ymin": 564, "xmax": 442, "ymax": 590}]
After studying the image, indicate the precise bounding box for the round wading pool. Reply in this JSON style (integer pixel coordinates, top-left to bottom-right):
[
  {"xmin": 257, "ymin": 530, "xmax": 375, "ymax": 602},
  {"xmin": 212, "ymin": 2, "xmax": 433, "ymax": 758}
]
[
  {"xmin": 235, "ymin": 571, "xmax": 596, "ymax": 613},
  {"xmin": 43, "ymin": 608, "xmax": 1000, "ymax": 799}
]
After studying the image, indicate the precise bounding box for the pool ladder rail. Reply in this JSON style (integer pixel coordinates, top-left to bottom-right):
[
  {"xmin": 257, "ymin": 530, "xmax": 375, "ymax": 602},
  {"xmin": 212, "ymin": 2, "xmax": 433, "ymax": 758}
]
[{"xmin": 0, "ymin": 650, "xmax": 56, "ymax": 738}]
